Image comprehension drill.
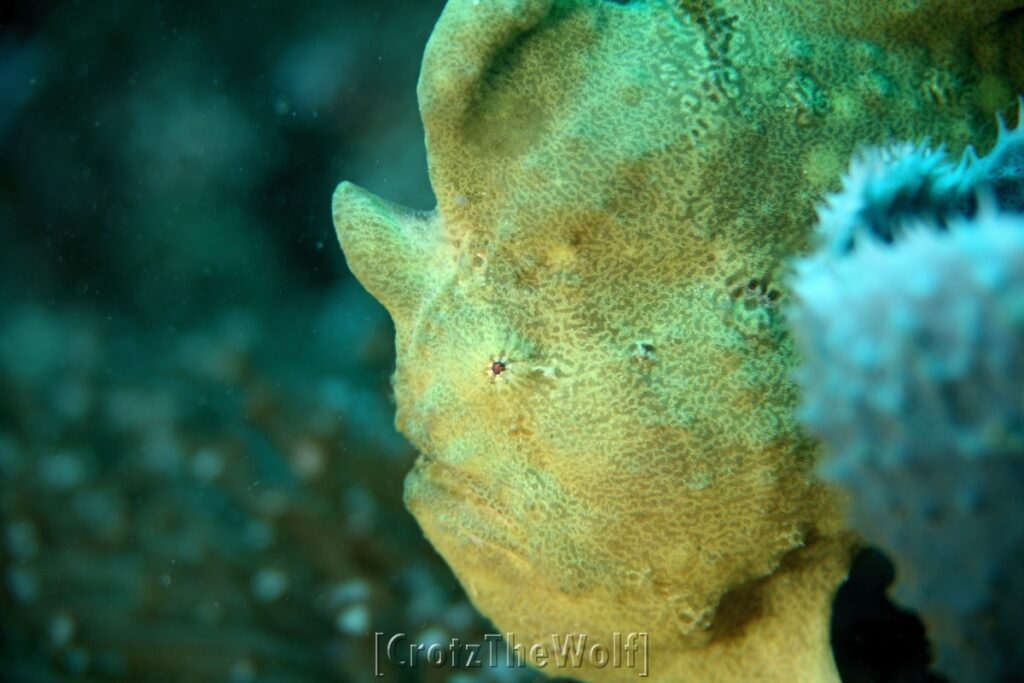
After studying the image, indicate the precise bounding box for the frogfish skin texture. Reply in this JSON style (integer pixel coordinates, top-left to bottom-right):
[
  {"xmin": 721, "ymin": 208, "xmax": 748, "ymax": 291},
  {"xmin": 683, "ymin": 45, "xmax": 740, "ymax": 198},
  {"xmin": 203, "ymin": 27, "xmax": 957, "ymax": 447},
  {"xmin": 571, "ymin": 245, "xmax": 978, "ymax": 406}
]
[{"xmin": 332, "ymin": 1, "xmax": 1024, "ymax": 681}]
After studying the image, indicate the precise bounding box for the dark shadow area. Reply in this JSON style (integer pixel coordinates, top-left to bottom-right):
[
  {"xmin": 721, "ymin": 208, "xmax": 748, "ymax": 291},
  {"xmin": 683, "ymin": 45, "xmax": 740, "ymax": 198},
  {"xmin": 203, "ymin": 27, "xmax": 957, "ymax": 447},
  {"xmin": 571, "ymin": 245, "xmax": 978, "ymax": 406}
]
[{"xmin": 832, "ymin": 548, "xmax": 949, "ymax": 683}]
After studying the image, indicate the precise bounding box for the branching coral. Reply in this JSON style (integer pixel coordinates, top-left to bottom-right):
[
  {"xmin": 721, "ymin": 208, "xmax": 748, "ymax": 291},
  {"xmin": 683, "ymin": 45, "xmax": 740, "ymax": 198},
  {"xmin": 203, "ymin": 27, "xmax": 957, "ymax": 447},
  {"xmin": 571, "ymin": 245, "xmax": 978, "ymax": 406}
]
[{"xmin": 333, "ymin": 1, "xmax": 1023, "ymax": 681}]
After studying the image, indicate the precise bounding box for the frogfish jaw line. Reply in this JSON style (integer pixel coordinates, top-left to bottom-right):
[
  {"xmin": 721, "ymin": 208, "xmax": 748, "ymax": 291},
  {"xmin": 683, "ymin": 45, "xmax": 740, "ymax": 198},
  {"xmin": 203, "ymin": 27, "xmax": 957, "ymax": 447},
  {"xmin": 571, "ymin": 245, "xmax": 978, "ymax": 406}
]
[{"xmin": 404, "ymin": 454, "xmax": 531, "ymax": 566}]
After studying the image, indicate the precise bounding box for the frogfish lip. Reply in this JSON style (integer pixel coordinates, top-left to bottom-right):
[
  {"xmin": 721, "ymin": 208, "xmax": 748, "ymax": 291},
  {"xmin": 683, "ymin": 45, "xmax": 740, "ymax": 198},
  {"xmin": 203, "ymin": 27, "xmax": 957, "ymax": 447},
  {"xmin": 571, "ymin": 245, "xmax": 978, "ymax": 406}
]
[{"xmin": 404, "ymin": 454, "xmax": 530, "ymax": 565}]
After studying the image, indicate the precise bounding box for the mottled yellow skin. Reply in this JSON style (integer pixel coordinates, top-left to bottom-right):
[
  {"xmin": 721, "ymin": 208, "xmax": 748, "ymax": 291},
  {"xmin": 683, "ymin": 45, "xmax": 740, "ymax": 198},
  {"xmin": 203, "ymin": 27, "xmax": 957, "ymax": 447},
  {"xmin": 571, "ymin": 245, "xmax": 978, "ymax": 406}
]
[{"xmin": 332, "ymin": 1, "xmax": 1023, "ymax": 681}]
